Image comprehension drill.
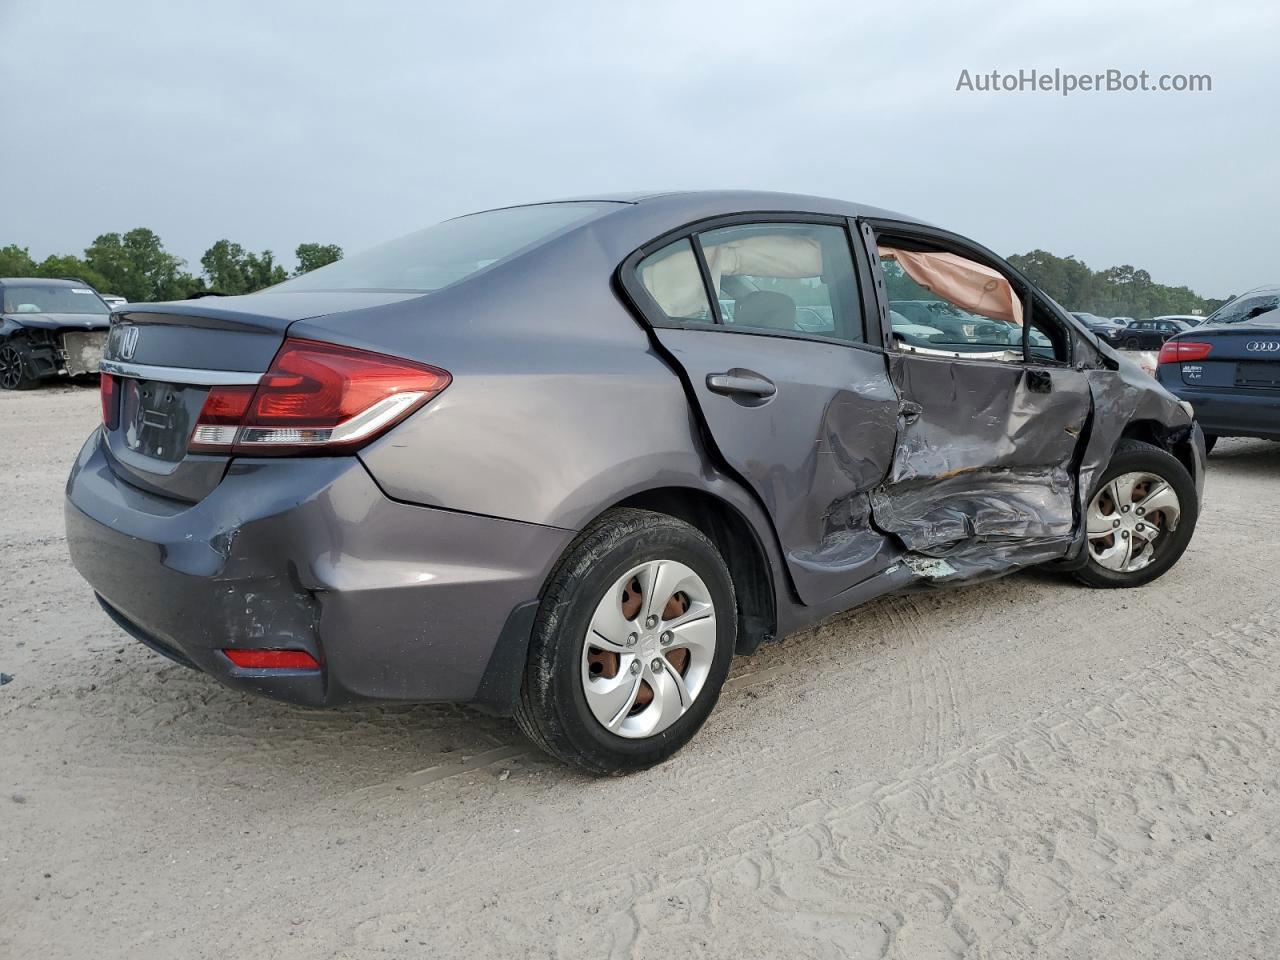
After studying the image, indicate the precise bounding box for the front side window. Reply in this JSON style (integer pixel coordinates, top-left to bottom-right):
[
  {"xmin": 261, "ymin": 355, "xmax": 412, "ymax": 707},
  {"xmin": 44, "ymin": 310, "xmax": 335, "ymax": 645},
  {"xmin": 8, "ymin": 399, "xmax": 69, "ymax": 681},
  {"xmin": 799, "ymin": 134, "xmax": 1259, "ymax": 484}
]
[
  {"xmin": 1027, "ymin": 300, "xmax": 1071, "ymax": 363},
  {"xmin": 698, "ymin": 223, "xmax": 864, "ymax": 344},
  {"xmin": 880, "ymin": 246, "xmax": 1023, "ymax": 361},
  {"xmin": 636, "ymin": 238, "xmax": 713, "ymax": 322},
  {"xmin": 1, "ymin": 285, "xmax": 109, "ymax": 315},
  {"xmin": 273, "ymin": 202, "xmax": 618, "ymax": 294}
]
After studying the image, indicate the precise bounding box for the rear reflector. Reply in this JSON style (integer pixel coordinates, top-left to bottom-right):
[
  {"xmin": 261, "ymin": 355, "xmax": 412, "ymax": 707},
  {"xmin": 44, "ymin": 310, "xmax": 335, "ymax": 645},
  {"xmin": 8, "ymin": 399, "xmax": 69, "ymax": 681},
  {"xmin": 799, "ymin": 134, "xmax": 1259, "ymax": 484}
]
[
  {"xmin": 1158, "ymin": 340, "xmax": 1213, "ymax": 364},
  {"xmin": 100, "ymin": 373, "xmax": 119, "ymax": 429},
  {"xmin": 189, "ymin": 339, "xmax": 451, "ymax": 455},
  {"xmin": 222, "ymin": 649, "xmax": 320, "ymax": 669}
]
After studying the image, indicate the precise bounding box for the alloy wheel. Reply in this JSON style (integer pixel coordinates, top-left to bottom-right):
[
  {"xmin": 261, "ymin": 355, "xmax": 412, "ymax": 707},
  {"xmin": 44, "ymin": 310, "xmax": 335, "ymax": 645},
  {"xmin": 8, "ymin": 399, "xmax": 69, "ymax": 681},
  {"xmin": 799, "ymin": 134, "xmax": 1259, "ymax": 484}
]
[
  {"xmin": 0, "ymin": 346, "xmax": 23, "ymax": 390},
  {"xmin": 1086, "ymin": 471, "xmax": 1182, "ymax": 573},
  {"xmin": 581, "ymin": 559, "xmax": 717, "ymax": 739}
]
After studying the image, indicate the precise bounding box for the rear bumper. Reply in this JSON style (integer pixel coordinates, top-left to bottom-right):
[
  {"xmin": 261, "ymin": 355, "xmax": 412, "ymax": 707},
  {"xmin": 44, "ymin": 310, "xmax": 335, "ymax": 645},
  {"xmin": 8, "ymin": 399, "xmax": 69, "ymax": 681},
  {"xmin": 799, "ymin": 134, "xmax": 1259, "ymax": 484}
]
[
  {"xmin": 1163, "ymin": 383, "xmax": 1280, "ymax": 441},
  {"xmin": 65, "ymin": 430, "xmax": 573, "ymax": 710}
]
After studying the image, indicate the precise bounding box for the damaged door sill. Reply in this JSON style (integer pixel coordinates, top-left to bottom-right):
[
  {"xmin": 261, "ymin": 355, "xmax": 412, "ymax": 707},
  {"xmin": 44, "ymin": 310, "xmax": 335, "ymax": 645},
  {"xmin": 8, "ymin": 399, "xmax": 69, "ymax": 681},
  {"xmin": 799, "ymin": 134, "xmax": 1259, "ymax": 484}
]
[{"xmin": 899, "ymin": 555, "xmax": 960, "ymax": 579}]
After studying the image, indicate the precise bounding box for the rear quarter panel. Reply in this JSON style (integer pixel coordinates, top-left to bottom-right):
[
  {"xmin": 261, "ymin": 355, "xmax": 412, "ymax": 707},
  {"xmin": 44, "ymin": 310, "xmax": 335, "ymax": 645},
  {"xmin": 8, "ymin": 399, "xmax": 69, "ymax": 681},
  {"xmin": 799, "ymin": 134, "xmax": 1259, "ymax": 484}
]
[{"xmin": 296, "ymin": 220, "xmax": 747, "ymax": 533}]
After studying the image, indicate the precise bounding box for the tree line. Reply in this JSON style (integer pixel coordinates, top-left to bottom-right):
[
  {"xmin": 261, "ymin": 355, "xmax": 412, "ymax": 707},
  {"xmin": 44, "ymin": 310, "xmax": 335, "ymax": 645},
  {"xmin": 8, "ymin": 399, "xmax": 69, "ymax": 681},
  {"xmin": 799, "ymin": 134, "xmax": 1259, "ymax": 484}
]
[
  {"xmin": 1, "ymin": 229, "xmax": 1229, "ymax": 320},
  {"xmin": 0, "ymin": 229, "xmax": 342, "ymax": 302},
  {"xmin": 1006, "ymin": 249, "xmax": 1229, "ymax": 319}
]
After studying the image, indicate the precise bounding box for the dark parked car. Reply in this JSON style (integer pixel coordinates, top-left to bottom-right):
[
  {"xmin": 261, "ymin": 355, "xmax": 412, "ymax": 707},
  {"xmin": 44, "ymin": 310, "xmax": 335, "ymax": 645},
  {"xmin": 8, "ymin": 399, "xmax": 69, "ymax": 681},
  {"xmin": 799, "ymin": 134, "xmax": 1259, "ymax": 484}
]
[
  {"xmin": 1118, "ymin": 317, "xmax": 1193, "ymax": 351},
  {"xmin": 1072, "ymin": 312, "xmax": 1127, "ymax": 346},
  {"xmin": 1156, "ymin": 285, "xmax": 1280, "ymax": 453},
  {"xmin": 1, "ymin": 277, "xmax": 112, "ymax": 389},
  {"xmin": 1151, "ymin": 313, "xmax": 1205, "ymax": 329},
  {"xmin": 65, "ymin": 191, "xmax": 1206, "ymax": 773}
]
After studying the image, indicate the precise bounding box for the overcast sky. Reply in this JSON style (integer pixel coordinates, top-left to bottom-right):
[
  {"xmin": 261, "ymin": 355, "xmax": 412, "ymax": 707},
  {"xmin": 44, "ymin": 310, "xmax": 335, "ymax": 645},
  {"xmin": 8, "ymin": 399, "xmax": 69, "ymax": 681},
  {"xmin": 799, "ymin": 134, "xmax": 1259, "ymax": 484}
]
[{"xmin": 2, "ymin": 0, "xmax": 1275, "ymax": 299}]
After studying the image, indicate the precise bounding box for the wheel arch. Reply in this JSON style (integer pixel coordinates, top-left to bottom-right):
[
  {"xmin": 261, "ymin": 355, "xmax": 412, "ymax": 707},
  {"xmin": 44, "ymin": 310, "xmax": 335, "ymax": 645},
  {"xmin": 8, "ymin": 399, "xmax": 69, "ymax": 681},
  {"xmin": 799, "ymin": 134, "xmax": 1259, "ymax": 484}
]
[
  {"xmin": 1120, "ymin": 418, "xmax": 1197, "ymax": 480},
  {"xmin": 0, "ymin": 317, "xmax": 29, "ymax": 339},
  {"xmin": 607, "ymin": 485, "xmax": 777, "ymax": 654}
]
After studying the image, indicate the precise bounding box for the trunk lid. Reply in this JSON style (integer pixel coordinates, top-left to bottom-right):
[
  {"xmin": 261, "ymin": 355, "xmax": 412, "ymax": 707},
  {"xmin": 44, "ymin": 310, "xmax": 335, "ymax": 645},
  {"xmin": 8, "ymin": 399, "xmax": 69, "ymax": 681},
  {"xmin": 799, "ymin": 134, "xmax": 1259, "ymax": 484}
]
[
  {"xmin": 1172, "ymin": 323, "xmax": 1280, "ymax": 390},
  {"xmin": 100, "ymin": 292, "xmax": 421, "ymax": 501}
]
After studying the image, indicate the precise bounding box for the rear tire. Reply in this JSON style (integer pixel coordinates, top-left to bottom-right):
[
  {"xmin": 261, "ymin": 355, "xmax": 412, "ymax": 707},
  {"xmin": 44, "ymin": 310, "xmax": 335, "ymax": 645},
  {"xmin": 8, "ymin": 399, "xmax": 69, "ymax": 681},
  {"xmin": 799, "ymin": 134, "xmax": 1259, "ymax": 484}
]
[
  {"xmin": 515, "ymin": 508, "xmax": 736, "ymax": 775},
  {"xmin": 1074, "ymin": 439, "xmax": 1198, "ymax": 589},
  {"xmin": 1123, "ymin": 336, "xmax": 1140, "ymax": 350},
  {"xmin": 0, "ymin": 341, "xmax": 39, "ymax": 390}
]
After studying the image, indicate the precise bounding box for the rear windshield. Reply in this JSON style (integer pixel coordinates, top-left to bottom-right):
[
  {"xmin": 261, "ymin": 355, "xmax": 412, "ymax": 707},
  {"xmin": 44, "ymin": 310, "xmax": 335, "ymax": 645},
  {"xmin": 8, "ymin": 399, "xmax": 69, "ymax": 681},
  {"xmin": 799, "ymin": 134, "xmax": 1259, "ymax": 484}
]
[
  {"xmin": 1203, "ymin": 292, "xmax": 1280, "ymax": 326},
  {"xmin": 2, "ymin": 285, "xmax": 109, "ymax": 315},
  {"xmin": 273, "ymin": 202, "xmax": 618, "ymax": 294}
]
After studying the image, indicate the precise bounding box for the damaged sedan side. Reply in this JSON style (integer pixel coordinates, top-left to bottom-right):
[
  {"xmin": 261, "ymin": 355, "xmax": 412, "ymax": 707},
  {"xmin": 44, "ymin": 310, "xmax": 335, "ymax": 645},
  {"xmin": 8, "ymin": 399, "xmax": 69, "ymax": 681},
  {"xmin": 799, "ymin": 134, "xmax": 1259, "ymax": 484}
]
[{"xmin": 66, "ymin": 190, "xmax": 1205, "ymax": 775}]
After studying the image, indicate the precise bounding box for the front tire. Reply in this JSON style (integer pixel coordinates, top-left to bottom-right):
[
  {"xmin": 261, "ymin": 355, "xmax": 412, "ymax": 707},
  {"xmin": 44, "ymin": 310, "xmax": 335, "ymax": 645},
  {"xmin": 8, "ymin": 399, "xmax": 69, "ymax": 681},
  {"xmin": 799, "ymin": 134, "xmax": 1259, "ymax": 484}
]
[
  {"xmin": 0, "ymin": 341, "xmax": 39, "ymax": 390},
  {"xmin": 515, "ymin": 508, "xmax": 736, "ymax": 775},
  {"xmin": 1074, "ymin": 439, "xmax": 1198, "ymax": 589}
]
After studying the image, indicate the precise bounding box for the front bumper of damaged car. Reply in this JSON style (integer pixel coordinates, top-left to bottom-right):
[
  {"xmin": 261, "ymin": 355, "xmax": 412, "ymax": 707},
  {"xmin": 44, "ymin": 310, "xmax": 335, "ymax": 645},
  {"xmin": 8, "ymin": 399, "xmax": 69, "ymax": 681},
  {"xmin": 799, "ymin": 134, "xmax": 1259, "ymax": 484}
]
[
  {"xmin": 64, "ymin": 430, "xmax": 573, "ymax": 712},
  {"xmin": 10, "ymin": 326, "xmax": 108, "ymax": 379}
]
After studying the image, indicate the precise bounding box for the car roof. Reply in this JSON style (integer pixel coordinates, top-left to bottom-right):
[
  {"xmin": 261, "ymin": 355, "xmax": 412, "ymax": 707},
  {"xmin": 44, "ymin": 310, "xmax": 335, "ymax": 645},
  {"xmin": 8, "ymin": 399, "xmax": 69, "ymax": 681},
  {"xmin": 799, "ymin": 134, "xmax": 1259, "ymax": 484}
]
[
  {"xmin": 508, "ymin": 189, "xmax": 930, "ymax": 227},
  {"xmin": 0, "ymin": 277, "xmax": 88, "ymax": 288},
  {"xmin": 1229, "ymin": 284, "xmax": 1280, "ymax": 299}
]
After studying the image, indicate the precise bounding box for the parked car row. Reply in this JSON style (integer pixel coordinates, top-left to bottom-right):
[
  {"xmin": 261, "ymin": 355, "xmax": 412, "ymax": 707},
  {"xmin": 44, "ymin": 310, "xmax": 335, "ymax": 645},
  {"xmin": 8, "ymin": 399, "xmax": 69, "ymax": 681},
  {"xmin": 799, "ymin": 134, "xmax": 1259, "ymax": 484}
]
[{"xmin": 1071, "ymin": 312, "xmax": 1207, "ymax": 351}]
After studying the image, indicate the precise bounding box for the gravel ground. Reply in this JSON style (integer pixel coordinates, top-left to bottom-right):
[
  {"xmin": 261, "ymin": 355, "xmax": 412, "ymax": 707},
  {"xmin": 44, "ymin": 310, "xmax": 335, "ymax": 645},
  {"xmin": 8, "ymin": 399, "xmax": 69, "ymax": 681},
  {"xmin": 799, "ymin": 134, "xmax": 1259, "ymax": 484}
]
[{"xmin": 3, "ymin": 384, "xmax": 1278, "ymax": 959}]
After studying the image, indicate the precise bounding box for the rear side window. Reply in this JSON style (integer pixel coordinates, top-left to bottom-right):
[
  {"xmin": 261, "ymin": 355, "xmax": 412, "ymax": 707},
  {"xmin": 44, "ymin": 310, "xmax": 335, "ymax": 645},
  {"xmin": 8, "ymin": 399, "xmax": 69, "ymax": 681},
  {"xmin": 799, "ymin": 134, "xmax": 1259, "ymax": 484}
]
[
  {"xmin": 636, "ymin": 239, "xmax": 713, "ymax": 322},
  {"xmin": 273, "ymin": 202, "xmax": 617, "ymax": 294},
  {"xmin": 698, "ymin": 223, "xmax": 863, "ymax": 344}
]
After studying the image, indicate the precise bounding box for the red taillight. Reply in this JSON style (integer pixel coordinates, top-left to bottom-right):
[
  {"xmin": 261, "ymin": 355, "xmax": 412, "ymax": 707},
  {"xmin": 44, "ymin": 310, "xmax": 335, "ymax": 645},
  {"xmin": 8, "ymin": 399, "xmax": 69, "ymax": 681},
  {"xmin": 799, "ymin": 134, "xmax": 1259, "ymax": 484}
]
[
  {"xmin": 1158, "ymin": 340, "xmax": 1213, "ymax": 365},
  {"xmin": 222, "ymin": 648, "xmax": 320, "ymax": 669},
  {"xmin": 100, "ymin": 374, "xmax": 119, "ymax": 429},
  {"xmin": 187, "ymin": 384, "xmax": 255, "ymax": 453},
  {"xmin": 189, "ymin": 339, "xmax": 450, "ymax": 455}
]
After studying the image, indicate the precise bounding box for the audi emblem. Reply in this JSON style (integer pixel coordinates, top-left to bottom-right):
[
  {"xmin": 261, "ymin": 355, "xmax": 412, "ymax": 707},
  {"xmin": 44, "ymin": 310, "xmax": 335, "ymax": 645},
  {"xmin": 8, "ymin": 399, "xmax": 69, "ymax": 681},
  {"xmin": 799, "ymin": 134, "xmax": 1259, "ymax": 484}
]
[{"xmin": 1246, "ymin": 340, "xmax": 1280, "ymax": 353}]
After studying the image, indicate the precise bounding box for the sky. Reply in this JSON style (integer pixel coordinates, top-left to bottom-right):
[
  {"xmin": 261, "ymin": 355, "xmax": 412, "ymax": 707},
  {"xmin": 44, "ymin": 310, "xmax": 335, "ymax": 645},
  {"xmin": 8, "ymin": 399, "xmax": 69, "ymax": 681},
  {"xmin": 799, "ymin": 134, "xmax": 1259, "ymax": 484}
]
[{"xmin": 2, "ymin": 0, "xmax": 1275, "ymax": 300}]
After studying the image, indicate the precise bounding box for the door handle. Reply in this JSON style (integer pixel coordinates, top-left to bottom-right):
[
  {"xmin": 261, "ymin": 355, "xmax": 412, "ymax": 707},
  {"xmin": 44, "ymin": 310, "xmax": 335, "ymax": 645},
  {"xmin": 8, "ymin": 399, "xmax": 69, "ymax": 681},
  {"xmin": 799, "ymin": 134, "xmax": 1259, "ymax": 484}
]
[{"xmin": 706, "ymin": 370, "xmax": 776, "ymax": 399}]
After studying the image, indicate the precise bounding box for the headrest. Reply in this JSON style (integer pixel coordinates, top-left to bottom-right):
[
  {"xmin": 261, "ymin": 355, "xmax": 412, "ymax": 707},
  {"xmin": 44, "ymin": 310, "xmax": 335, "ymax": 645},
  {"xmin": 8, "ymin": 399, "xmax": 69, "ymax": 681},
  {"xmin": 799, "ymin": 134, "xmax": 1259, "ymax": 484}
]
[{"xmin": 733, "ymin": 291, "xmax": 796, "ymax": 331}]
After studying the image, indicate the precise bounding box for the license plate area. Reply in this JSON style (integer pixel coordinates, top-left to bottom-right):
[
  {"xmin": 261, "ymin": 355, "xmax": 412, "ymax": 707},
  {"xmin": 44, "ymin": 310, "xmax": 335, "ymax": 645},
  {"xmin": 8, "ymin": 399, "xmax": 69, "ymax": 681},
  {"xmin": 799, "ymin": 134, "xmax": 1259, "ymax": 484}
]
[
  {"xmin": 120, "ymin": 378, "xmax": 204, "ymax": 463},
  {"xmin": 1235, "ymin": 361, "xmax": 1280, "ymax": 389}
]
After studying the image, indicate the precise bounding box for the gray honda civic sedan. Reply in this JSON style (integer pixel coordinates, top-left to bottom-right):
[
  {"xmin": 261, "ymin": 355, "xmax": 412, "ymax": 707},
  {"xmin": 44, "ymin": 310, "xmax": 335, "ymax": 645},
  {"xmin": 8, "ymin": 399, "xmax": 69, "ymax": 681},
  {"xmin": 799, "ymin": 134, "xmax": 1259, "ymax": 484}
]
[{"xmin": 66, "ymin": 191, "xmax": 1206, "ymax": 773}]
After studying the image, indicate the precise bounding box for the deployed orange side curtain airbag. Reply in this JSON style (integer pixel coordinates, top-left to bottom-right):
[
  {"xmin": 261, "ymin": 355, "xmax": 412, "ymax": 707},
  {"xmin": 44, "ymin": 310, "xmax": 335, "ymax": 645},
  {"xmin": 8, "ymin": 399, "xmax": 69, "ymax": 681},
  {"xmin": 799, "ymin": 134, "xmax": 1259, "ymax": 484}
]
[{"xmin": 880, "ymin": 247, "xmax": 1023, "ymax": 326}]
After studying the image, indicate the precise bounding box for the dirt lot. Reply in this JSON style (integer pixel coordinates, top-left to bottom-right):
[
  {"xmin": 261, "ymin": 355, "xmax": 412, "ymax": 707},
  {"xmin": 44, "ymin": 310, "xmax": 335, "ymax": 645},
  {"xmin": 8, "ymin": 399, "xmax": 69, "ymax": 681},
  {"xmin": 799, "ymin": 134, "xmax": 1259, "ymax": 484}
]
[{"xmin": 3, "ymin": 385, "xmax": 1279, "ymax": 959}]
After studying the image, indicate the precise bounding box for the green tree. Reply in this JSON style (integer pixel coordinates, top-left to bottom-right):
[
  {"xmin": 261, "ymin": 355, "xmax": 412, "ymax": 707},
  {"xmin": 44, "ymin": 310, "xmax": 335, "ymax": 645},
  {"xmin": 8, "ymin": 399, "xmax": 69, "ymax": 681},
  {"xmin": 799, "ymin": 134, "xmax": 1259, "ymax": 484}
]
[
  {"xmin": 201, "ymin": 240, "xmax": 288, "ymax": 294},
  {"xmin": 243, "ymin": 250, "xmax": 288, "ymax": 290},
  {"xmin": 201, "ymin": 239, "xmax": 250, "ymax": 294},
  {"xmin": 85, "ymin": 228, "xmax": 200, "ymax": 302},
  {"xmin": 294, "ymin": 242, "xmax": 343, "ymax": 275},
  {"xmin": 35, "ymin": 254, "xmax": 109, "ymax": 292},
  {"xmin": 0, "ymin": 244, "xmax": 37, "ymax": 277}
]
